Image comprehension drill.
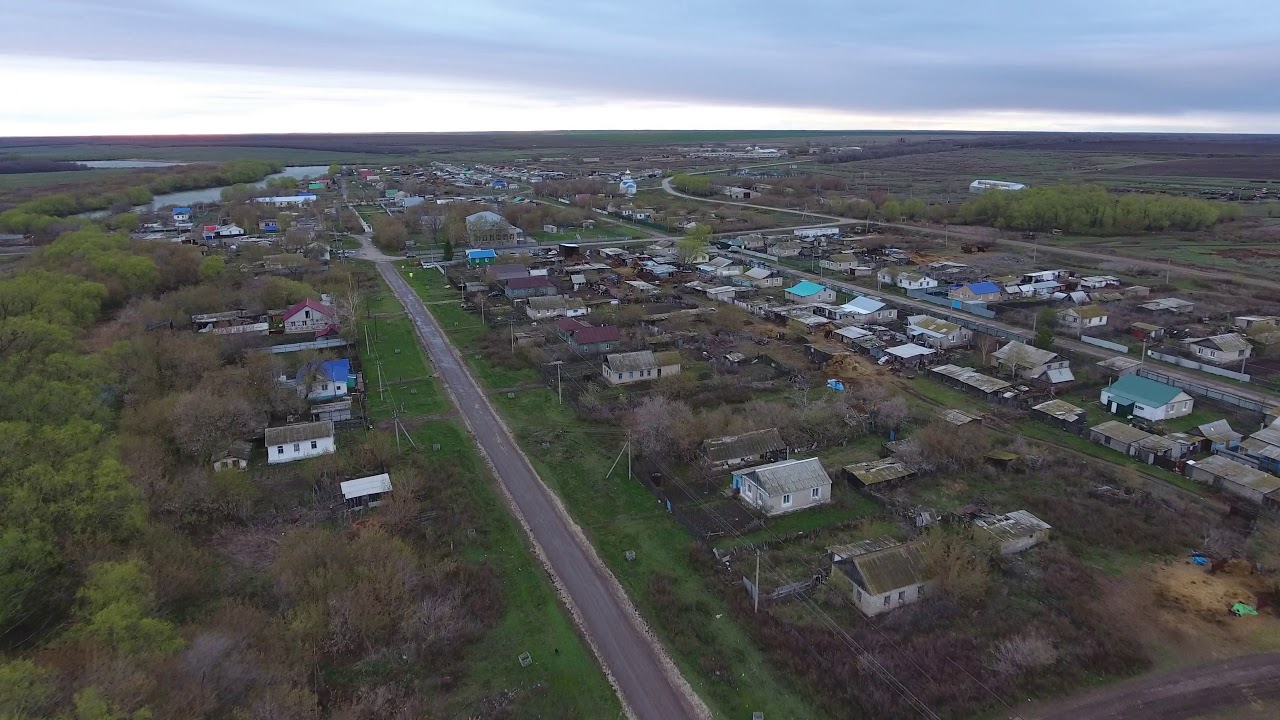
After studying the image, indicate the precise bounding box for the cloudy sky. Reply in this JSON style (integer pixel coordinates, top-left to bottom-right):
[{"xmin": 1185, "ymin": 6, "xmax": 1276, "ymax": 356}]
[{"xmin": 3, "ymin": 0, "xmax": 1276, "ymax": 135}]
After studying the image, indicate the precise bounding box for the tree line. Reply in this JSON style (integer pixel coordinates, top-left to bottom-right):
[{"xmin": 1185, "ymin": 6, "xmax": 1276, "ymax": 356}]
[{"xmin": 954, "ymin": 183, "xmax": 1233, "ymax": 234}]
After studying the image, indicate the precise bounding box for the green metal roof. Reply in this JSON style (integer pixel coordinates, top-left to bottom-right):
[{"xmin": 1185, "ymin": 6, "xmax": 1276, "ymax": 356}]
[{"xmin": 1104, "ymin": 374, "xmax": 1186, "ymax": 407}]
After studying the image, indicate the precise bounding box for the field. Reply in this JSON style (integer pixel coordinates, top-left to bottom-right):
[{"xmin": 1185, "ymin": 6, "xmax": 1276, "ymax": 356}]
[
  {"xmin": 0, "ymin": 167, "xmax": 139, "ymax": 190},
  {"xmin": 1, "ymin": 141, "xmax": 405, "ymax": 165}
]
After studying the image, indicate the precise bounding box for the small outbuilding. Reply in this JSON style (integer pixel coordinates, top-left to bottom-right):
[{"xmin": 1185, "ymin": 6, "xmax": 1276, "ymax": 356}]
[{"xmin": 340, "ymin": 473, "xmax": 393, "ymax": 510}]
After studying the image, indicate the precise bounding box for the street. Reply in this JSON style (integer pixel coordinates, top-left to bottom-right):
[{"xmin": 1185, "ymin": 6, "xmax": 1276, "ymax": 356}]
[{"xmin": 376, "ymin": 259, "xmax": 708, "ymax": 720}]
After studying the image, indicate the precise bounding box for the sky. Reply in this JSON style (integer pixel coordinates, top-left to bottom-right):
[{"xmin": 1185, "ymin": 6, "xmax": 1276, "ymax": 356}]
[{"xmin": 3, "ymin": 0, "xmax": 1278, "ymax": 135}]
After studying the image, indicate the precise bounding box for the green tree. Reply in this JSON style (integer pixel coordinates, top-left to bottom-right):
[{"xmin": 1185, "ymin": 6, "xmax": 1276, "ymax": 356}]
[
  {"xmin": 0, "ymin": 659, "xmax": 56, "ymax": 719},
  {"xmin": 880, "ymin": 198, "xmax": 902, "ymax": 222},
  {"xmin": 670, "ymin": 173, "xmax": 712, "ymax": 196},
  {"xmin": 372, "ymin": 217, "xmax": 408, "ymax": 252},
  {"xmin": 197, "ymin": 255, "xmax": 225, "ymax": 283},
  {"xmin": 74, "ymin": 687, "xmax": 152, "ymax": 720},
  {"xmin": 441, "ymin": 237, "xmax": 454, "ymax": 261},
  {"xmin": 76, "ymin": 561, "xmax": 183, "ymax": 657},
  {"xmin": 1034, "ymin": 308, "xmax": 1056, "ymax": 349},
  {"xmin": 677, "ymin": 223, "xmax": 711, "ymax": 262},
  {"xmin": 327, "ymin": 164, "xmax": 342, "ymax": 177}
]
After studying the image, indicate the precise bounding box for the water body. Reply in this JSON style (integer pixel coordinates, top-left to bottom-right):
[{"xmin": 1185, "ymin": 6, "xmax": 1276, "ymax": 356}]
[
  {"xmin": 74, "ymin": 159, "xmax": 187, "ymax": 168},
  {"xmin": 148, "ymin": 165, "xmax": 330, "ymax": 207}
]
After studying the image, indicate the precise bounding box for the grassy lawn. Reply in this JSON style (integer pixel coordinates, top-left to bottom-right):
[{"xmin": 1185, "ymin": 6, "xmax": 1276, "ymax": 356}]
[
  {"xmin": 404, "ymin": 420, "xmax": 620, "ymax": 717},
  {"xmin": 362, "ymin": 316, "xmax": 430, "ymax": 382},
  {"xmin": 732, "ymin": 491, "xmax": 882, "ymax": 548},
  {"xmin": 1016, "ymin": 422, "xmax": 1206, "ymax": 497},
  {"xmin": 367, "ymin": 379, "xmax": 446, "ymax": 422},
  {"xmin": 529, "ymin": 225, "xmax": 644, "ymax": 242},
  {"xmin": 482, "ymin": 388, "xmax": 826, "ymax": 719}
]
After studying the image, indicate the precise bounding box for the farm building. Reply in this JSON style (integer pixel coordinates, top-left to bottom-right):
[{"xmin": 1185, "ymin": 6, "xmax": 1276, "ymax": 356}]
[
  {"xmin": 340, "ymin": 473, "xmax": 393, "ymax": 511},
  {"xmin": 701, "ymin": 428, "xmax": 787, "ymax": 469},
  {"xmin": 1140, "ymin": 298, "xmax": 1195, "ymax": 314},
  {"xmin": 975, "ymin": 511, "xmax": 1051, "ymax": 554},
  {"xmin": 1100, "ymin": 375, "xmax": 1193, "ymax": 422},
  {"xmin": 601, "ymin": 350, "xmax": 682, "ymax": 385},
  {"xmin": 1186, "ymin": 455, "xmax": 1280, "ymax": 507},
  {"xmin": 843, "ymin": 458, "xmax": 915, "ymax": 488},
  {"xmin": 1059, "ymin": 305, "xmax": 1109, "ymax": 330},
  {"xmin": 969, "ymin": 179, "xmax": 1027, "ymax": 193},
  {"xmin": 930, "ymin": 364, "xmax": 1012, "ymax": 399},
  {"xmin": 831, "ymin": 540, "xmax": 934, "ymax": 617},
  {"xmin": 265, "ymin": 421, "xmax": 335, "ymax": 465},
  {"xmin": 211, "ymin": 441, "xmax": 252, "ymax": 472},
  {"xmin": 732, "ymin": 457, "xmax": 831, "ymax": 517}
]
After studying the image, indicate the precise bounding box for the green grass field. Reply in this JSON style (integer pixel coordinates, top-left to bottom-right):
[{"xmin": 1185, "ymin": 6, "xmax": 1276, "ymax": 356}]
[
  {"xmin": 3, "ymin": 143, "xmax": 402, "ymax": 165},
  {"xmin": 0, "ymin": 167, "xmax": 137, "ymax": 190}
]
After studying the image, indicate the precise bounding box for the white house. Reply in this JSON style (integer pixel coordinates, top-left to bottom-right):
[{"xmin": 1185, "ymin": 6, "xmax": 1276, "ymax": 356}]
[
  {"xmin": 282, "ymin": 298, "xmax": 336, "ymax": 334},
  {"xmin": 1059, "ymin": 305, "xmax": 1109, "ymax": 330},
  {"xmin": 340, "ymin": 473, "xmax": 393, "ymax": 511},
  {"xmin": 906, "ymin": 315, "xmax": 972, "ymax": 349},
  {"xmin": 525, "ymin": 294, "xmax": 588, "ymax": 320},
  {"xmin": 216, "ymin": 223, "xmax": 246, "ymax": 237},
  {"xmin": 265, "ymin": 421, "xmax": 335, "ymax": 464},
  {"xmin": 1186, "ymin": 333, "xmax": 1252, "ymax": 366},
  {"xmin": 1100, "ymin": 374, "xmax": 1194, "ymax": 422},
  {"xmin": 878, "ymin": 268, "xmax": 938, "ymax": 290},
  {"xmin": 831, "ymin": 539, "xmax": 934, "ymax": 617},
  {"xmin": 969, "ymin": 179, "xmax": 1027, "ymax": 193},
  {"xmin": 602, "ymin": 350, "xmax": 682, "ymax": 385},
  {"xmin": 823, "ymin": 296, "xmax": 897, "ymax": 325},
  {"xmin": 731, "ymin": 457, "xmax": 831, "ymax": 517},
  {"xmin": 743, "ymin": 266, "xmax": 783, "ymax": 288}
]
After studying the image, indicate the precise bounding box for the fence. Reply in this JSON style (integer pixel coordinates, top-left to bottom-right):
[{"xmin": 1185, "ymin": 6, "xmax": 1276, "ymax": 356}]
[
  {"xmin": 1136, "ymin": 368, "xmax": 1267, "ymax": 413},
  {"xmin": 904, "ymin": 288, "xmax": 998, "ymax": 319},
  {"xmin": 1081, "ymin": 336, "xmax": 1130, "ymax": 353},
  {"xmin": 1146, "ymin": 351, "xmax": 1251, "ymax": 382}
]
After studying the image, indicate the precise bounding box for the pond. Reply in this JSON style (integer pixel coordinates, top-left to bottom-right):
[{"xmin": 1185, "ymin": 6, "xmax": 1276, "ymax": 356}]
[{"xmin": 148, "ymin": 165, "xmax": 330, "ymax": 207}]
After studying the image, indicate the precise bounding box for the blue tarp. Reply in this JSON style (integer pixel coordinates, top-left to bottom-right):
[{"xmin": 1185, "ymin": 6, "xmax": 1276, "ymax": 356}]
[{"xmin": 826, "ymin": 379, "xmax": 845, "ymax": 391}]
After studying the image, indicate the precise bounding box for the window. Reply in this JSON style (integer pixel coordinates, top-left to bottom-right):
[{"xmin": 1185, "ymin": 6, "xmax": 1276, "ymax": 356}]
[
  {"xmin": 918, "ymin": 585, "xmax": 925, "ymax": 598},
  {"xmin": 321, "ymin": 383, "xmax": 329, "ymax": 391},
  {"xmin": 811, "ymin": 486, "xmax": 821, "ymax": 499},
  {"xmin": 310, "ymin": 440, "xmax": 318, "ymax": 450},
  {"xmin": 276, "ymin": 446, "xmax": 284, "ymax": 455},
  {"xmin": 782, "ymin": 493, "xmax": 792, "ymax": 507},
  {"xmin": 616, "ymin": 373, "xmax": 623, "ymax": 381},
  {"xmin": 898, "ymin": 591, "xmax": 906, "ymax": 602},
  {"xmin": 304, "ymin": 310, "xmax": 311, "ymax": 319},
  {"xmin": 884, "ymin": 596, "xmax": 891, "ymax": 607},
  {"xmin": 292, "ymin": 443, "xmax": 300, "ymax": 452}
]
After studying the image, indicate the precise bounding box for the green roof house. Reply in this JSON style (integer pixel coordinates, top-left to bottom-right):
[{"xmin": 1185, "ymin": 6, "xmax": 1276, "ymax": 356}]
[{"xmin": 1100, "ymin": 374, "xmax": 1193, "ymax": 422}]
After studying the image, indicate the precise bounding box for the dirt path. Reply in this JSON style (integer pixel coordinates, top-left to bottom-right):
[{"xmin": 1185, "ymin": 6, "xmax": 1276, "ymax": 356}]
[
  {"xmin": 1021, "ymin": 652, "xmax": 1280, "ymax": 719},
  {"xmin": 378, "ymin": 262, "xmax": 709, "ymax": 720}
]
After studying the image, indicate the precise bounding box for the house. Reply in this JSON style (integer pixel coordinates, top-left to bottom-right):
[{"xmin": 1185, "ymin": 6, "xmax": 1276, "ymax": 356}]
[
  {"xmin": 1241, "ymin": 420, "xmax": 1280, "ymax": 473},
  {"xmin": 489, "ymin": 263, "xmax": 531, "ymax": 283},
  {"xmin": 216, "ymin": 223, "xmax": 246, "ymax": 237},
  {"xmin": 1186, "ymin": 333, "xmax": 1252, "ymax": 366},
  {"xmin": 554, "ymin": 320, "xmax": 622, "ymax": 354},
  {"xmin": 992, "ymin": 341, "xmax": 1073, "ymax": 386},
  {"xmin": 265, "ymin": 421, "xmax": 335, "ymax": 464},
  {"xmin": 504, "ymin": 275, "xmax": 558, "ymax": 299},
  {"xmin": 785, "ymin": 281, "xmax": 836, "ymax": 304},
  {"xmin": 885, "ymin": 343, "xmax": 936, "ymax": 367},
  {"xmin": 211, "ymin": 441, "xmax": 252, "ymax": 472},
  {"xmin": 172, "ymin": 207, "xmax": 191, "ymax": 223},
  {"xmin": 701, "ymin": 428, "xmax": 787, "ymax": 469},
  {"xmin": 294, "ymin": 358, "xmax": 351, "ymax": 401},
  {"xmin": 832, "ymin": 540, "xmax": 933, "ymax": 617},
  {"xmin": 769, "ymin": 241, "xmax": 802, "ymax": 257},
  {"xmin": 1186, "ymin": 455, "xmax": 1280, "ymax": 507},
  {"xmin": 829, "ymin": 296, "xmax": 897, "ymax": 325},
  {"xmin": 878, "ymin": 269, "xmax": 938, "ymax": 290},
  {"xmin": 1100, "ymin": 374, "xmax": 1194, "ymax": 421},
  {"xmin": 975, "ymin": 511, "xmax": 1051, "ymax": 554},
  {"xmin": 1090, "ymin": 420, "xmax": 1155, "ymax": 456},
  {"xmin": 254, "ymin": 195, "xmax": 317, "ymax": 207},
  {"xmin": 526, "ymin": 295, "xmax": 587, "ymax": 320},
  {"xmin": 340, "ymin": 473, "xmax": 393, "ymax": 511},
  {"xmin": 1191, "ymin": 420, "xmax": 1243, "ymax": 453},
  {"xmin": 1140, "ymin": 297, "xmax": 1195, "ymax": 313},
  {"xmin": 1059, "ymin": 305, "xmax": 1109, "ymax": 331},
  {"xmin": 258, "ymin": 219, "xmax": 279, "ymax": 233},
  {"xmin": 602, "ymin": 350, "xmax": 682, "ymax": 385},
  {"xmin": 731, "ymin": 457, "xmax": 831, "ymax": 517},
  {"xmin": 282, "ymin": 298, "xmax": 336, "ymax": 335},
  {"xmin": 948, "ymin": 281, "xmax": 1002, "ymax": 303},
  {"xmin": 906, "ymin": 315, "xmax": 971, "ymax": 349},
  {"xmin": 466, "ymin": 248, "xmax": 497, "ymax": 266},
  {"xmin": 819, "ymin": 254, "xmax": 865, "ymax": 273},
  {"xmin": 743, "ymin": 266, "xmax": 783, "ymax": 288},
  {"xmin": 1130, "ymin": 322, "xmax": 1165, "ymax": 341},
  {"xmin": 466, "ymin": 211, "xmax": 524, "ymax": 244},
  {"xmin": 843, "ymin": 458, "xmax": 915, "ymax": 488},
  {"xmin": 1021, "ymin": 270, "xmax": 1063, "ymax": 284},
  {"xmin": 723, "ymin": 186, "xmax": 754, "ymax": 199},
  {"xmin": 969, "ymin": 179, "xmax": 1027, "ymax": 192}
]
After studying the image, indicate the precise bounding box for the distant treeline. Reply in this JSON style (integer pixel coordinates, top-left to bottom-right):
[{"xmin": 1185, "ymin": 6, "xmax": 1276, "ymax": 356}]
[
  {"xmin": 0, "ymin": 159, "xmax": 280, "ymax": 236},
  {"xmin": 955, "ymin": 183, "xmax": 1234, "ymax": 234},
  {"xmin": 0, "ymin": 158, "xmax": 90, "ymax": 174}
]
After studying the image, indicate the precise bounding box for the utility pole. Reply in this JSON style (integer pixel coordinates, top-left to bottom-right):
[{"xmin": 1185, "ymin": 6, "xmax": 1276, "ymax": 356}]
[
  {"xmin": 754, "ymin": 550, "xmax": 760, "ymax": 613},
  {"xmin": 557, "ymin": 362, "xmax": 563, "ymax": 404},
  {"xmin": 626, "ymin": 434, "xmax": 632, "ymax": 481}
]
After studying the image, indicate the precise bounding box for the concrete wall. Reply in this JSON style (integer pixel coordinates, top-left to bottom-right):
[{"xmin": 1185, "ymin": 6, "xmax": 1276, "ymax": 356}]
[{"xmin": 1147, "ymin": 350, "xmax": 1251, "ymax": 382}]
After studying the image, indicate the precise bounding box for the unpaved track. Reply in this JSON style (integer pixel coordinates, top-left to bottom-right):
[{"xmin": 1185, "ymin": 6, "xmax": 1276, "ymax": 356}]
[
  {"xmin": 378, "ymin": 262, "xmax": 707, "ymax": 720},
  {"xmin": 1023, "ymin": 652, "xmax": 1280, "ymax": 719}
]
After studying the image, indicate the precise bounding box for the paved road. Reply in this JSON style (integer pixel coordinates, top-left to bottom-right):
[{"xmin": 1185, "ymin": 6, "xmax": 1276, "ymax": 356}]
[
  {"xmin": 377, "ymin": 262, "xmax": 707, "ymax": 720},
  {"xmin": 1023, "ymin": 652, "xmax": 1280, "ymax": 720}
]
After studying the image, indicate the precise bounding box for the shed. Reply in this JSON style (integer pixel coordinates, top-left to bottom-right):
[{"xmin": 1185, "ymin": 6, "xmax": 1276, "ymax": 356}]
[
  {"xmin": 340, "ymin": 473, "xmax": 393, "ymax": 510},
  {"xmin": 1187, "ymin": 455, "xmax": 1280, "ymax": 506},
  {"xmin": 843, "ymin": 458, "xmax": 915, "ymax": 488},
  {"xmin": 1192, "ymin": 420, "xmax": 1243, "ymax": 453},
  {"xmin": 211, "ymin": 440, "xmax": 252, "ymax": 472},
  {"xmin": 975, "ymin": 510, "xmax": 1051, "ymax": 554},
  {"xmin": 701, "ymin": 428, "xmax": 787, "ymax": 468},
  {"xmin": 1089, "ymin": 420, "xmax": 1153, "ymax": 456}
]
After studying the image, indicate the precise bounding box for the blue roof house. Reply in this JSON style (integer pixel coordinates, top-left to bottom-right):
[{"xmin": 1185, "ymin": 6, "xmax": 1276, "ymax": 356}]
[
  {"xmin": 948, "ymin": 281, "xmax": 1003, "ymax": 304},
  {"xmin": 296, "ymin": 358, "xmax": 352, "ymax": 401},
  {"xmin": 785, "ymin": 281, "xmax": 836, "ymax": 304},
  {"xmin": 466, "ymin": 248, "xmax": 497, "ymax": 266}
]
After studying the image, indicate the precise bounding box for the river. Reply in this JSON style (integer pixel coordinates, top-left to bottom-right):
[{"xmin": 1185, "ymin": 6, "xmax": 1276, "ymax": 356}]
[{"xmin": 72, "ymin": 165, "xmax": 331, "ymax": 217}]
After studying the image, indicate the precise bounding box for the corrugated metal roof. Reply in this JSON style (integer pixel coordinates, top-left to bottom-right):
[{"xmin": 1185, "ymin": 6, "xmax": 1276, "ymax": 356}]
[
  {"xmin": 1033, "ymin": 399, "xmax": 1084, "ymax": 421},
  {"xmin": 741, "ymin": 457, "xmax": 830, "ymax": 495},
  {"xmin": 908, "ymin": 315, "xmax": 960, "ymax": 337},
  {"xmin": 844, "ymin": 458, "xmax": 913, "ymax": 485},
  {"xmin": 887, "ymin": 343, "xmax": 934, "ymax": 359},
  {"xmin": 571, "ymin": 325, "xmax": 621, "ymax": 344},
  {"xmin": 840, "ymin": 296, "xmax": 887, "ymax": 314},
  {"xmin": 527, "ymin": 295, "xmax": 568, "ymax": 310},
  {"xmin": 965, "ymin": 281, "xmax": 1001, "ymax": 294},
  {"xmin": 1196, "ymin": 420, "xmax": 1242, "ymax": 444},
  {"xmin": 1197, "ymin": 333, "xmax": 1251, "ymax": 353},
  {"xmin": 264, "ymin": 421, "xmax": 334, "ymax": 446},
  {"xmin": 1045, "ymin": 367, "xmax": 1075, "ymax": 384},
  {"xmin": 975, "ymin": 510, "xmax": 1051, "ymax": 544},
  {"xmin": 787, "ymin": 281, "xmax": 829, "ymax": 296},
  {"xmin": 702, "ymin": 428, "xmax": 786, "ymax": 463},
  {"xmin": 1090, "ymin": 420, "xmax": 1152, "ymax": 445},
  {"xmin": 605, "ymin": 350, "xmax": 657, "ymax": 372},
  {"xmin": 1193, "ymin": 455, "xmax": 1280, "ymax": 492},
  {"xmin": 852, "ymin": 543, "xmax": 931, "ymax": 595},
  {"xmin": 994, "ymin": 341, "xmax": 1057, "ymax": 368},
  {"xmin": 744, "ymin": 267, "xmax": 773, "ymax": 280},
  {"xmin": 340, "ymin": 473, "xmax": 392, "ymax": 500},
  {"xmin": 507, "ymin": 276, "xmax": 555, "ymax": 289}
]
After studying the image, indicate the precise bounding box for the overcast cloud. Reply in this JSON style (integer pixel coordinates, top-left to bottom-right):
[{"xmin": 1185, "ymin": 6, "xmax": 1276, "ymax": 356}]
[{"xmin": 2, "ymin": 0, "xmax": 1276, "ymax": 134}]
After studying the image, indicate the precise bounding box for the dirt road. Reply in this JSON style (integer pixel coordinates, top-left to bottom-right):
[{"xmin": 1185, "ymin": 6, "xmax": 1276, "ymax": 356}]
[
  {"xmin": 378, "ymin": 262, "xmax": 707, "ymax": 720},
  {"xmin": 1024, "ymin": 652, "xmax": 1280, "ymax": 719}
]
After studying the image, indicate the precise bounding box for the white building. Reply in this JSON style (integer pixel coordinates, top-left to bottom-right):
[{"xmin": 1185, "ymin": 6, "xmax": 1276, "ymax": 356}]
[
  {"xmin": 265, "ymin": 421, "xmax": 335, "ymax": 464},
  {"xmin": 1186, "ymin": 333, "xmax": 1252, "ymax": 366},
  {"xmin": 969, "ymin": 179, "xmax": 1027, "ymax": 193},
  {"xmin": 340, "ymin": 473, "xmax": 393, "ymax": 511},
  {"xmin": 618, "ymin": 173, "xmax": 637, "ymax": 196},
  {"xmin": 282, "ymin": 298, "xmax": 336, "ymax": 335},
  {"xmin": 831, "ymin": 539, "xmax": 934, "ymax": 617},
  {"xmin": 254, "ymin": 195, "xmax": 318, "ymax": 206},
  {"xmin": 731, "ymin": 457, "xmax": 831, "ymax": 517},
  {"xmin": 1100, "ymin": 375, "xmax": 1194, "ymax": 422}
]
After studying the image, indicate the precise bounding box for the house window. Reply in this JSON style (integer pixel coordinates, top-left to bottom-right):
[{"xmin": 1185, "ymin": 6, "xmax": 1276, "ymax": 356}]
[
  {"xmin": 811, "ymin": 487, "xmax": 821, "ymax": 499},
  {"xmin": 321, "ymin": 383, "xmax": 329, "ymax": 391},
  {"xmin": 918, "ymin": 585, "xmax": 925, "ymax": 598},
  {"xmin": 276, "ymin": 445, "xmax": 284, "ymax": 454},
  {"xmin": 629, "ymin": 371, "xmax": 634, "ymax": 379},
  {"xmin": 782, "ymin": 493, "xmax": 792, "ymax": 507},
  {"xmin": 884, "ymin": 596, "xmax": 891, "ymax": 607},
  {"xmin": 304, "ymin": 310, "xmax": 311, "ymax": 319},
  {"xmin": 292, "ymin": 443, "xmax": 300, "ymax": 452},
  {"xmin": 310, "ymin": 440, "xmax": 318, "ymax": 450},
  {"xmin": 617, "ymin": 373, "xmax": 623, "ymax": 381},
  {"xmin": 898, "ymin": 591, "xmax": 906, "ymax": 602}
]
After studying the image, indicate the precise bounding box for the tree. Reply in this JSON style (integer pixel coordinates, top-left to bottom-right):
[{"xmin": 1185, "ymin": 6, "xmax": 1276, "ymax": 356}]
[
  {"xmin": 372, "ymin": 217, "xmax": 408, "ymax": 252},
  {"xmin": 677, "ymin": 223, "xmax": 711, "ymax": 263},
  {"xmin": 0, "ymin": 659, "xmax": 56, "ymax": 718},
  {"xmin": 441, "ymin": 237, "xmax": 454, "ymax": 261},
  {"xmin": 1033, "ymin": 308, "xmax": 1056, "ymax": 350},
  {"xmin": 880, "ymin": 198, "xmax": 902, "ymax": 222},
  {"xmin": 919, "ymin": 527, "xmax": 992, "ymax": 606},
  {"xmin": 625, "ymin": 396, "xmax": 695, "ymax": 460},
  {"xmin": 328, "ymin": 164, "xmax": 342, "ymax": 177},
  {"xmin": 197, "ymin": 255, "xmax": 225, "ymax": 283},
  {"xmin": 670, "ymin": 173, "xmax": 712, "ymax": 196},
  {"xmin": 76, "ymin": 560, "xmax": 184, "ymax": 656}
]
